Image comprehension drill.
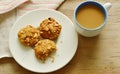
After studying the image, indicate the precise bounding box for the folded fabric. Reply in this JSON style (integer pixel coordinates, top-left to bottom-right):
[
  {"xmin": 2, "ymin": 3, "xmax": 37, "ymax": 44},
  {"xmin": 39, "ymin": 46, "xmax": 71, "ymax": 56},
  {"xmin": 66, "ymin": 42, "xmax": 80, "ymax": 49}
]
[
  {"xmin": 17, "ymin": 0, "xmax": 64, "ymax": 17},
  {"xmin": 0, "ymin": 0, "xmax": 64, "ymax": 58},
  {"xmin": 0, "ymin": 0, "xmax": 28, "ymax": 14}
]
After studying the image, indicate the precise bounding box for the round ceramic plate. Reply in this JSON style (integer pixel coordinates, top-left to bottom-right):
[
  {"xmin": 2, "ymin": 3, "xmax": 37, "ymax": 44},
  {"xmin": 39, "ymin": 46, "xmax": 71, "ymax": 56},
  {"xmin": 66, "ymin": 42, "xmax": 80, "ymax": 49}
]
[{"xmin": 9, "ymin": 9, "xmax": 78, "ymax": 73}]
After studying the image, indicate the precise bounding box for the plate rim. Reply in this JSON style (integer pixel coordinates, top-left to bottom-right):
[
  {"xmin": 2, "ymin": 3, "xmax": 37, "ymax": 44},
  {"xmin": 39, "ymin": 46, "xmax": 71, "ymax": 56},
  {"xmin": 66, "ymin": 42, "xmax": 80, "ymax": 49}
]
[{"xmin": 9, "ymin": 9, "xmax": 78, "ymax": 73}]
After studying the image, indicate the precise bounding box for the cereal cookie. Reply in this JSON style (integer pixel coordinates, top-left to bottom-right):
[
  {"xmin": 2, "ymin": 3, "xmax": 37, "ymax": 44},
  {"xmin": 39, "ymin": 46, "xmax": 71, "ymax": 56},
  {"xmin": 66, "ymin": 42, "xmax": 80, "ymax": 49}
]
[
  {"xmin": 18, "ymin": 25, "xmax": 40, "ymax": 46},
  {"xmin": 40, "ymin": 17, "xmax": 62, "ymax": 39},
  {"xmin": 34, "ymin": 39, "xmax": 56, "ymax": 61}
]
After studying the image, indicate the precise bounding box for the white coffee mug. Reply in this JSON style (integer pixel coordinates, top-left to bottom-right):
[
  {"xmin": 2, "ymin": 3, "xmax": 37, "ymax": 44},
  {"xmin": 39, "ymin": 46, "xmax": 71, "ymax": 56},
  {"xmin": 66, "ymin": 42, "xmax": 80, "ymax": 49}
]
[{"xmin": 74, "ymin": 0, "xmax": 112, "ymax": 37}]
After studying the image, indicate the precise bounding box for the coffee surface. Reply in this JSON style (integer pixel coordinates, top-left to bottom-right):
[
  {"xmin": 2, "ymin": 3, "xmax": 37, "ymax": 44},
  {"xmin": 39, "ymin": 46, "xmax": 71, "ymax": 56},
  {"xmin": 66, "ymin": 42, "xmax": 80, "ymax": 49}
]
[{"xmin": 76, "ymin": 4, "xmax": 105, "ymax": 29}]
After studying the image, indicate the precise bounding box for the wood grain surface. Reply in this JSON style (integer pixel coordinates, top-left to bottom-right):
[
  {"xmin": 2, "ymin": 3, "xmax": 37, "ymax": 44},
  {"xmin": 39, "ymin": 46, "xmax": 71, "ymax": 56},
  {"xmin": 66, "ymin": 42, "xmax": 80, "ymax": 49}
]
[{"xmin": 0, "ymin": 0, "xmax": 120, "ymax": 74}]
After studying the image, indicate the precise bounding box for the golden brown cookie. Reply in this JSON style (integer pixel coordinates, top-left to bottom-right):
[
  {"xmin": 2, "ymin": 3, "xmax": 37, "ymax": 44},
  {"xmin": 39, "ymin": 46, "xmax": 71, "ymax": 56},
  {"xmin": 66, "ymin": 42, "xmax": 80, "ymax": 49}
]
[
  {"xmin": 18, "ymin": 25, "xmax": 40, "ymax": 46},
  {"xmin": 34, "ymin": 39, "xmax": 56, "ymax": 61},
  {"xmin": 40, "ymin": 17, "xmax": 62, "ymax": 39}
]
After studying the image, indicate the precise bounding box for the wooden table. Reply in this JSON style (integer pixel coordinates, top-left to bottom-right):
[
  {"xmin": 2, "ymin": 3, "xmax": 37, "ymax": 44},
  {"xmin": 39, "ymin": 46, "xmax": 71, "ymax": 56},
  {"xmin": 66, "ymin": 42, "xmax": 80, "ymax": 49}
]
[{"xmin": 0, "ymin": 0, "xmax": 120, "ymax": 74}]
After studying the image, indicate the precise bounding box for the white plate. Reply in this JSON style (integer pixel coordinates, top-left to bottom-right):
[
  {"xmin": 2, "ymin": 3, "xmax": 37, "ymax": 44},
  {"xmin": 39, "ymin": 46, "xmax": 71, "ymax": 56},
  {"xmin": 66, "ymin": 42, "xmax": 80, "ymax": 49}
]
[{"xmin": 9, "ymin": 9, "xmax": 78, "ymax": 73}]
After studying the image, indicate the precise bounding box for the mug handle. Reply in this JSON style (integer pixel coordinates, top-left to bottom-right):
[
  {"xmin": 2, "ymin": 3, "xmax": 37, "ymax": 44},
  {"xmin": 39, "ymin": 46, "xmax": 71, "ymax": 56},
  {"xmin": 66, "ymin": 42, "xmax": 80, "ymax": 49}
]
[
  {"xmin": 103, "ymin": 3, "xmax": 112, "ymax": 11},
  {"xmin": 86, "ymin": 0, "xmax": 112, "ymax": 11}
]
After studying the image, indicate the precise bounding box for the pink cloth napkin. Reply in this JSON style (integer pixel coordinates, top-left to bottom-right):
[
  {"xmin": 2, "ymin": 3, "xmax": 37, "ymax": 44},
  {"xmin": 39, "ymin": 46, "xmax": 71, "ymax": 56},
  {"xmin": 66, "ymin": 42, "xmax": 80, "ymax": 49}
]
[
  {"xmin": 0, "ymin": 0, "xmax": 28, "ymax": 14},
  {"xmin": 17, "ymin": 0, "xmax": 64, "ymax": 17},
  {"xmin": 0, "ymin": 0, "xmax": 64, "ymax": 58}
]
